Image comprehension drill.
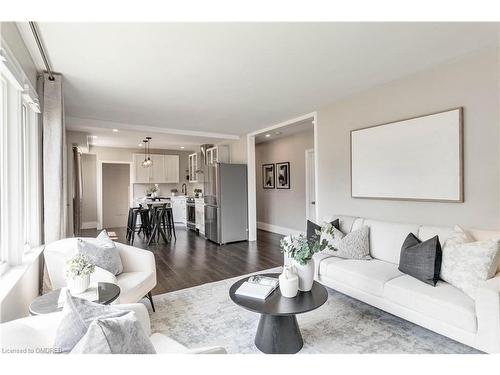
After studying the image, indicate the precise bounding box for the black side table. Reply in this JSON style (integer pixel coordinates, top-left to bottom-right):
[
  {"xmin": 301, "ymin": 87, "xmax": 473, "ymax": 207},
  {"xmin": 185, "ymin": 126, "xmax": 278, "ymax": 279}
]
[
  {"xmin": 29, "ymin": 282, "xmax": 121, "ymax": 315},
  {"xmin": 229, "ymin": 273, "xmax": 328, "ymax": 354}
]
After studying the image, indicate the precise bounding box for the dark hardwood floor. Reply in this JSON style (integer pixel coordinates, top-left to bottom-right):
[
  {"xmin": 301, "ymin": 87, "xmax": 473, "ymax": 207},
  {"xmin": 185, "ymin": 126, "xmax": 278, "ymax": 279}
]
[{"xmin": 81, "ymin": 226, "xmax": 284, "ymax": 296}]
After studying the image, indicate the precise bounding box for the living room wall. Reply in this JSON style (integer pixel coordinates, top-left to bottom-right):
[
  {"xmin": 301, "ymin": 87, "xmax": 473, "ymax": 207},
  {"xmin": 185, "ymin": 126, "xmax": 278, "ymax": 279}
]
[{"xmin": 316, "ymin": 47, "xmax": 500, "ymax": 230}]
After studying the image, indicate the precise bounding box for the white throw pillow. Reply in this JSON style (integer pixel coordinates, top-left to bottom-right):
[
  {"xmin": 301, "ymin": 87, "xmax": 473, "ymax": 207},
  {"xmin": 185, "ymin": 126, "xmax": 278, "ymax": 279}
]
[
  {"xmin": 440, "ymin": 236, "xmax": 500, "ymax": 299},
  {"xmin": 442, "ymin": 225, "xmax": 473, "ymax": 250},
  {"xmin": 93, "ymin": 229, "xmax": 116, "ymax": 249},
  {"xmin": 321, "ymin": 225, "xmax": 372, "ymax": 260}
]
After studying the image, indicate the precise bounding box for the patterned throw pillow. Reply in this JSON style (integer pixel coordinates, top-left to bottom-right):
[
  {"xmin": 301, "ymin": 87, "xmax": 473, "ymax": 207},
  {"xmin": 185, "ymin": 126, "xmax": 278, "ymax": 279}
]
[
  {"xmin": 77, "ymin": 237, "xmax": 123, "ymax": 275},
  {"xmin": 442, "ymin": 225, "xmax": 473, "ymax": 250},
  {"xmin": 54, "ymin": 290, "xmax": 127, "ymax": 353},
  {"xmin": 71, "ymin": 312, "xmax": 156, "ymax": 354},
  {"xmin": 440, "ymin": 236, "xmax": 500, "ymax": 299},
  {"xmin": 321, "ymin": 225, "xmax": 372, "ymax": 260}
]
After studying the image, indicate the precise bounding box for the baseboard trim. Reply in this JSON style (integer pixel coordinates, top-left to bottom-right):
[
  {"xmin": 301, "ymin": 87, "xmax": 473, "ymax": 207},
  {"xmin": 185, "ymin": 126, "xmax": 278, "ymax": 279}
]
[
  {"xmin": 81, "ymin": 221, "xmax": 98, "ymax": 230},
  {"xmin": 257, "ymin": 222, "xmax": 303, "ymax": 237}
]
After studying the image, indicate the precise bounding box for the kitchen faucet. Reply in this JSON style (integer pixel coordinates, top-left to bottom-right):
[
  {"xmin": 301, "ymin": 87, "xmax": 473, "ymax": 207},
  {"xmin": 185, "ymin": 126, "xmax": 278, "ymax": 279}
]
[{"xmin": 181, "ymin": 183, "xmax": 187, "ymax": 195}]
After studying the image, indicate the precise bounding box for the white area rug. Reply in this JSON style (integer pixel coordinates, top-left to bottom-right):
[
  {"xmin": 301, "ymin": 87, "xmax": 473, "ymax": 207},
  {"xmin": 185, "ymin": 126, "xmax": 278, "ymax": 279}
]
[{"xmin": 144, "ymin": 267, "xmax": 479, "ymax": 354}]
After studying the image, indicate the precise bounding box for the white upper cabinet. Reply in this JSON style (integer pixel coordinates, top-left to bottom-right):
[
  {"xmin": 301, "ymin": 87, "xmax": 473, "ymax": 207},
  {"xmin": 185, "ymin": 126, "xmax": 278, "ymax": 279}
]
[
  {"xmin": 188, "ymin": 153, "xmax": 198, "ymax": 183},
  {"xmin": 150, "ymin": 154, "xmax": 166, "ymax": 183},
  {"xmin": 133, "ymin": 153, "xmax": 180, "ymax": 183},
  {"xmin": 164, "ymin": 155, "xmax": 179, "ymax": 183},
  {"xmin": 206, "ymin": 145, "xmax": 229, "ymax": 164},
  {"xmin": 133, "ymin": 154, "xmax": 151, "ymax": 183}
]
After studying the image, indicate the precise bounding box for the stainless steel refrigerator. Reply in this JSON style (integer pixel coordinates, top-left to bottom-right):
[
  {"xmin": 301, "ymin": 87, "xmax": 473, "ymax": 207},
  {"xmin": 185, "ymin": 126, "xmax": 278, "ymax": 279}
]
[{"xmin": 204, "ymin": 163, "xmax": 248, "ymax": 245}]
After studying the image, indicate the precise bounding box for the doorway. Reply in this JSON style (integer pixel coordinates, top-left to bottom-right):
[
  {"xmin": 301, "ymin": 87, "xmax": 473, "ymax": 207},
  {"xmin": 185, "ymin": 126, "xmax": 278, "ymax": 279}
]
[
  {"xmin": 102, "ymin": 163, "xmax": 131, "ymax": 228},
  {"xmin": 249, "ymin": 113, "xmax": 317, "ymax": 239}
]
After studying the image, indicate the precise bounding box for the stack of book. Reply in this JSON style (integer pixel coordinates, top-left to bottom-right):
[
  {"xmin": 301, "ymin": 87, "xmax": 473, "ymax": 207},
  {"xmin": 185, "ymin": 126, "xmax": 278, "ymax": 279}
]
[{"xmin": 235, "ymin": 275, "xmax": 279, "ymax": 300}]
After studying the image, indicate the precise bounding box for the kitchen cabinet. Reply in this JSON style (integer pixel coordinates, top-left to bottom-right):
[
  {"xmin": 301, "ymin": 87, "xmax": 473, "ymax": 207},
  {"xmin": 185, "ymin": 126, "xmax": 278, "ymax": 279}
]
[
  {"xmin": 195, "ymin": 198, "xmax": 205, "ymax": 235},
  {"xmin": 133, "ymin": 154, "xmax": 150, "ymax": 183},
  {"xmin": 132, "ymin": 153, "xmax": 179, "ymax": 183},
  {"xmin": 164, "ymin": 155, "xmax": 179, "ymax": 183},
  {"xmin": 188, "ymin": 152, "xmax": 198, "ymax": 183},
  {"xmin": 150, "ymin": 154, "xmax": 165, "ymax": 183},
  {"xmin": 171, "ymin": 196, "xmax": 187, "ymax": 224},
  {"xmin": 206, "ymin": 145, "xmax": 229, "ymax": 164}
]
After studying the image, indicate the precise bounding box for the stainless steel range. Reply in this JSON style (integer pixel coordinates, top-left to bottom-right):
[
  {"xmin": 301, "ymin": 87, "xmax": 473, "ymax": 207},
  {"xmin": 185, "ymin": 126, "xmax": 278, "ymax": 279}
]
[{"xmin": 186, "ymin": 197, "xmax": 196, "ymax": 231}]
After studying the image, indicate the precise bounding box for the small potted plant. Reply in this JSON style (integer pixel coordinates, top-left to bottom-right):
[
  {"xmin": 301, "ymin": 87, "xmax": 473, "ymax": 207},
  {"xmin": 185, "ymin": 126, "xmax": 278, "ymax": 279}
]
[
  {"xmin": 66, "ymin": 254, "xmax": 95, "ymax": 294},
  {"xmin": 146, "ymin": 184, "xmax": 160, "ymax": 198},
  {"xmin": 280, "ymin": 230, "xmax": 329, "ymax": 292},
  {"xmin": 194, "ymin": 188, "xmax": 202, "ymax": 198},
  {"xmin": 171, "ymin": 188, "xmax": 178, "ymax": 197}
]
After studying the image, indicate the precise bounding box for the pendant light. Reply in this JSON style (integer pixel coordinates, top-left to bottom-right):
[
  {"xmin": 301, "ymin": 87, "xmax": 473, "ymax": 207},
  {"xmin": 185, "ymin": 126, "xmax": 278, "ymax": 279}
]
[{"xmin": 142, "ymin": 137, "xmax": 153, "ymax": 168}]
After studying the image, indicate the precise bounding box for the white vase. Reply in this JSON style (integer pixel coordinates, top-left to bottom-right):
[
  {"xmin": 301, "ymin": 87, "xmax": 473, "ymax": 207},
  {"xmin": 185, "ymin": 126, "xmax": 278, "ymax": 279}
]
[
  {"xmin": 67, "ymin": 274, "xmax": 90, "ymax": 294},
  {"xmin": 279, "ymin": 265, "xmax": 299, "ymax": 298},
  {"xmin": 292, "ymin": 260, "xmax": 314, "ymax": 292}
]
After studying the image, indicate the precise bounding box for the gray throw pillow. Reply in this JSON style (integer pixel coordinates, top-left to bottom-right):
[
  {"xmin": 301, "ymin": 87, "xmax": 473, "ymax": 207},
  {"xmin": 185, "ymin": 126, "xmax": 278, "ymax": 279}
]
[
  {"xmin": 71, "ymin": 312, "xmax": 156, "ymax": 354},
  {"xmin": 321, "ymin": 225, "xmax": 372, "ymax": 260},
  {"xmin": 399, "ymin": 233, "xmax": 442, "ymax": 286},
  {"xmin": 77, "ymin": 237, "xmax": 123, "ymax": 275},
  {"xmin": 54, "ymin": 290, "xmax": 127, "ymax": 353}
]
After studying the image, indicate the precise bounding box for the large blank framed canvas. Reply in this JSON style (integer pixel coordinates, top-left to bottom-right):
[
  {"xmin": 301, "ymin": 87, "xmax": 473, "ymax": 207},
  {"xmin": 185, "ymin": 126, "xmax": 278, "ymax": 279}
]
[{"xmin": 350, "ymin": 108, "xmax": 463, "ymax": 202}]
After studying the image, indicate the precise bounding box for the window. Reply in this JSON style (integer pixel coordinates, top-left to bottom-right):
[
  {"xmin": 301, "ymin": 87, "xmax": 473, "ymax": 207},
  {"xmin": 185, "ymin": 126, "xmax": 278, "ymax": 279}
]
[{"xmin": 0, "ymin": 41, "xmax": 41, "ymax": 272}]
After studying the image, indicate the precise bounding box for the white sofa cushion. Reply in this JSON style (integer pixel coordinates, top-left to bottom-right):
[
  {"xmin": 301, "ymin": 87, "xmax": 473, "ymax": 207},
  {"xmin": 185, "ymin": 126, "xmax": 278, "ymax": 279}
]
[
  {"xmin": 363, "ymin": 219, "xmax": 420, "ymax": 264},
  {"xmin": 320, "ymin": 259, "xmax": 403, "ymax": 296},
  {"xmin": 384, "ymin": 275, "xmax": 477, "ymax": 333},
  {"xmin": 317, "ymin": 256, "xmax": 344, "ymax": 276},
  {"xmin": 418, "ymin": 225, "xmax": 455, "ymax": 244}
]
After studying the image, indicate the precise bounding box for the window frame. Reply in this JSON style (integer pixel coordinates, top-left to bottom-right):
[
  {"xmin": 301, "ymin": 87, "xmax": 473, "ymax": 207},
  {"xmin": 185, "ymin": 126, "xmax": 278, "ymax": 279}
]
[{"xmin": 0, "ymin": 39, "xmax": 41, "ymax": 273}]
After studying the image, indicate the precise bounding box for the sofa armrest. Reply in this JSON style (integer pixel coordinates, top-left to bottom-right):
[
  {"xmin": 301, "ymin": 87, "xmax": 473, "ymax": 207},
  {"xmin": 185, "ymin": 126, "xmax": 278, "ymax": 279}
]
[
  {"xmin": 115, "ymin": 242, "xmax": 156, "ymax": 274},
  {"xmin": 185, "ymin": 346, "xmax": 227, "ymax": 354},
  {"xmin": 0, "ymin": 312, "xmax": 62, "ymax": 351},
  {"xmin": 475, "ymin": 272, "xmax": 500, "ymax": 353}
]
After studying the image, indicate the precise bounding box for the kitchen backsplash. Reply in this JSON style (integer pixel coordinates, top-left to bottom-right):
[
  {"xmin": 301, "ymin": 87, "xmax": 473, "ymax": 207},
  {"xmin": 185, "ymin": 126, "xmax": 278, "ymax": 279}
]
[{"xmin": 133, "ymin": 182, "xmax": 203, "ymax": 199}]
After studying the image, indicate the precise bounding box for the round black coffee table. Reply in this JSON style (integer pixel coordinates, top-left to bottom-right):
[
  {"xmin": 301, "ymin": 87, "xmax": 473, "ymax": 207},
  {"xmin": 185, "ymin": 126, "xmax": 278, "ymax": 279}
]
[
  {"xmin": 29, "ymin": 282, "xmax": 121, "ymax": 315},
  {"xmin": 229, "ymin": 272, "xmax": 328, "ymax": 354}
]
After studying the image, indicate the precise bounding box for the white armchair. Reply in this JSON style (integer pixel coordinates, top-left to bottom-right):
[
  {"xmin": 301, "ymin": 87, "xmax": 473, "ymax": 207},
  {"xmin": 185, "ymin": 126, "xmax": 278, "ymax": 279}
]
[
  {"xmin": 0, "ymin": 303, "xmax": 226, "ymax": 354},
  {"xmin": 44, "ymin": 238, "xmax": 157, "ymax": 311}
]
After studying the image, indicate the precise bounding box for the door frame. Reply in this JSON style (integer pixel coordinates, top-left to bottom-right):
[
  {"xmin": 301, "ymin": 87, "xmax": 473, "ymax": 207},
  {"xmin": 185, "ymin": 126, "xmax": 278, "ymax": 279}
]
[
  {"xmin": 305, "ymin": 148, "xmax": 315, "ymax": 222},
  {"xmin": 246, "ymin": 111, "xmax": 318, "ymax": 241},
  {"xmin": 97, "ymin": 160, "xmax": 133, "ymax": 230}
]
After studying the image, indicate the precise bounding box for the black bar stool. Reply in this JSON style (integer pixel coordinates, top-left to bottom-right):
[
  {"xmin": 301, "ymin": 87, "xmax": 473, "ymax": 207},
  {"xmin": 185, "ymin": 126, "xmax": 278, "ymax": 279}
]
[
  {"xmin": 127, "ymin": 206, "xmax": 150, "ymax": 245},
  {"xmin": 147, "ymin": 204, "xmax": 169, "ymax": 246}
]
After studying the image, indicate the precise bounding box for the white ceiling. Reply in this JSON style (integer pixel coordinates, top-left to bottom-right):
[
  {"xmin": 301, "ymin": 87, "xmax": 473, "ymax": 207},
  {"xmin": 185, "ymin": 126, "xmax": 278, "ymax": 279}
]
[
  {"xmin": 66, "ymin": 116, "xmax": 231, "ymax": 151},
  {"xmin": 255, "ymin": 118, "xmax": 314, "ymax": 144},
  {"xmin": 26, "ymin": 22, "xmax": 499, "ymax": 138}
]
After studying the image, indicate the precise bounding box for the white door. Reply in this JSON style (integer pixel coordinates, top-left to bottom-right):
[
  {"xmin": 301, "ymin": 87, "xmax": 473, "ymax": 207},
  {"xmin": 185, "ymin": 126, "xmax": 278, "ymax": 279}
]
[{"xmin": 305, "ymin": 149, "xmax": 316, "ymax": 222}]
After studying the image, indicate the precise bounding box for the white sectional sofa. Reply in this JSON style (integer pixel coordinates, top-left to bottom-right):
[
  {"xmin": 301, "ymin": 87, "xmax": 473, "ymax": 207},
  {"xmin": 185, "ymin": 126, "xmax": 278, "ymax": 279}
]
[{"xmin": 313, "ymin": 215, "xmax": 500, "ymax": 353}]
